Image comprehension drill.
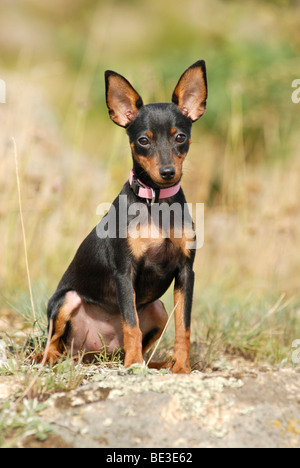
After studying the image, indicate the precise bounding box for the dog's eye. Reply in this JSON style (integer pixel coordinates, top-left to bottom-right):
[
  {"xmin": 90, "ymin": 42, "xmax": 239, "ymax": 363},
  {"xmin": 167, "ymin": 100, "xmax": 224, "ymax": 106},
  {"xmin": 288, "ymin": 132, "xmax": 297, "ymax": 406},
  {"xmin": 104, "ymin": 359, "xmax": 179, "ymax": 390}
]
[
  {"xmin": 175, "ymin": 134, "xmax": 186, "ymax": 143},
  {"xmin": 138, "ymin": 137, "xmax": 150, "ymax": 146}
]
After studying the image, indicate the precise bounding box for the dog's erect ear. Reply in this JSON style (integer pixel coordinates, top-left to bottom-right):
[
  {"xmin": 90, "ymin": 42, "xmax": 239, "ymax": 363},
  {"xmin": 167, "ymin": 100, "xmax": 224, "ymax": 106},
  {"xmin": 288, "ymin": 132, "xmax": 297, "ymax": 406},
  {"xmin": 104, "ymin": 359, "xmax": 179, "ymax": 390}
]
[
  {"xmin": 172, "ymin": 60, "xmax": 207, "ymax": 122},
  {"xmin": 105, "ymin": 71, "xmax": 143, "ymax": 127}
]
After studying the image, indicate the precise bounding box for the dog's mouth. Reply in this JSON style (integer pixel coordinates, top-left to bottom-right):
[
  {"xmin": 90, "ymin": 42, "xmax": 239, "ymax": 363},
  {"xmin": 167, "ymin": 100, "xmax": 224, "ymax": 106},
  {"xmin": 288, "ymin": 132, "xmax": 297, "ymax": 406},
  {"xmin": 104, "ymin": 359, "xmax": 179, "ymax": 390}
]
[
  {"xmin": 155, "ymin": 178, "xmax": 181, "ymax": 188},
  {"xmin": 132, "ymin": 163, "xmax": 182, "ymax": 190},
  {"xmin": 152, "ymin": 169, "xmax": 181, "ymax": 188},
  {"xmin": 153, "ymin": 171, "xmax": 182, "ymax": 188}
]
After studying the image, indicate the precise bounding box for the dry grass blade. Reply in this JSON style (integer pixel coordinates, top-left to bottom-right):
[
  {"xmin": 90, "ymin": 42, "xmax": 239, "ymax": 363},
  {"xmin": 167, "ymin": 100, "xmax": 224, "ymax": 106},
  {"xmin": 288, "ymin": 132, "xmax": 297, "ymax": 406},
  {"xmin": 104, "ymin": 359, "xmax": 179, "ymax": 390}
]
[
  {"xmin": 146, "ymin": 301, "xmax": 179, "ymax": 367},
  {"xmin": 248, "ymin": 293, "xmax": 292, "ymax": 336},
  {"xmin": 12, "ymin": 137, "xmax": 40, "ymax": 345},
  {"xmin": 16, "ymin": 320, "xmax": 53, "ymax": 404}
]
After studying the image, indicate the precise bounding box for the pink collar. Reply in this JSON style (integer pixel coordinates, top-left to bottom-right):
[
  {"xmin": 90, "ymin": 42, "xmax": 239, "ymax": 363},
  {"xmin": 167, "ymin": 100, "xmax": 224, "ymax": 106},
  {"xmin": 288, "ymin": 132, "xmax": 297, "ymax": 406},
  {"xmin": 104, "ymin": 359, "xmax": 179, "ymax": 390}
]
[{"xmin": 129, "ymin": 169, "xmax": 181, "ymax": 203}]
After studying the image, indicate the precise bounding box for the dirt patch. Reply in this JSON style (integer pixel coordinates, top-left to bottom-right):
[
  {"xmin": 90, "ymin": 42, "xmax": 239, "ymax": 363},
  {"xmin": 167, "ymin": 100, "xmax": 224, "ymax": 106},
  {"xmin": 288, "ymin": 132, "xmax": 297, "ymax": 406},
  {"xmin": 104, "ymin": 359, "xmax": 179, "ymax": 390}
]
[
  {"xmin": 17, "ymin": 366, "xmax": 300, "ymax": 448},
  {"xmin": 23, "ymin": 434, "xmax": 74, "ymax": 449}
]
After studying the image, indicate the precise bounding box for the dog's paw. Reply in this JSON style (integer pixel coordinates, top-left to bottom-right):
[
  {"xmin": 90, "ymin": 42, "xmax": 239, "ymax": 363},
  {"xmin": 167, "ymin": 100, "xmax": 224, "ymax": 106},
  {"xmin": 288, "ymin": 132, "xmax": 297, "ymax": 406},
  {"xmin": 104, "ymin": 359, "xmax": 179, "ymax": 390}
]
[{"xmin": 169, "ymin": 358, "xmax": 191, "ymax": 374}]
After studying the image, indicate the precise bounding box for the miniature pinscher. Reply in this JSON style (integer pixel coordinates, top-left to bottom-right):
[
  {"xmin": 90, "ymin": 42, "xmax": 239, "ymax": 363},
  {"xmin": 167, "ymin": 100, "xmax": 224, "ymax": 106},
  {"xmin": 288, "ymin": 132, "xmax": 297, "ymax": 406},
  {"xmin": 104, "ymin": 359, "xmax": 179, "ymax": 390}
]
[{"xmin": 39, "ymin": 60, "xmax": 207, "ymax": 373}]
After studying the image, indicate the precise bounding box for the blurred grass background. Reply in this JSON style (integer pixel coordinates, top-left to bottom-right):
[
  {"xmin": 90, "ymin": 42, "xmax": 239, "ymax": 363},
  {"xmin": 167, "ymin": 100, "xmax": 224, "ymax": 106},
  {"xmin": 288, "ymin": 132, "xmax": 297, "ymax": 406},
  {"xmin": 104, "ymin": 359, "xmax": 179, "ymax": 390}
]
[{"xmin": 1, "ymin": 0, "xmax": 300, "ymax": 366}]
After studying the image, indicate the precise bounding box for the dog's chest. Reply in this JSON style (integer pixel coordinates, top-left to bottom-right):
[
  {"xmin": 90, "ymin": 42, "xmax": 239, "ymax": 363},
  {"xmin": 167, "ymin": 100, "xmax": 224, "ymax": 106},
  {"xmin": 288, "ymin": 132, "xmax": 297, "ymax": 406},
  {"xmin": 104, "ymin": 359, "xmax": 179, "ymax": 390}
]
[
  {"xmin": 127, "ymin": 220, "xmax": 195, "ymax": 305},
  {"xmin": 127, "ymin": 222, "xmax": 194, "ymax": 264}
]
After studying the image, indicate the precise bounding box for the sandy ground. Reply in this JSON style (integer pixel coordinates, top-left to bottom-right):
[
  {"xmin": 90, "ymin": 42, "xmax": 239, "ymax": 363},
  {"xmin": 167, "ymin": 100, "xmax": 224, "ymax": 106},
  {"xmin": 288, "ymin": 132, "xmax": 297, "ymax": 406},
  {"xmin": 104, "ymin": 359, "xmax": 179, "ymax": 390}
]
[{"xmin": 2, "ymin": 365, "xmax": 299, "ymax": 449}]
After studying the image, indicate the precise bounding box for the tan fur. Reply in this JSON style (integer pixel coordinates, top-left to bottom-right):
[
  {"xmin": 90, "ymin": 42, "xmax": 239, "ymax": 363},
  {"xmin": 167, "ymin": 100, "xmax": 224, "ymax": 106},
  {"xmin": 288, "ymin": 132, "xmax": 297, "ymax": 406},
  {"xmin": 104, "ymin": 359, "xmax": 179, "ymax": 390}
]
[
  {"xmin": 172, "ymin": 288, "xmax": 191, "ymax": 373},
  {"xmin": 128, "ymin": 222, "xmax": 195, "ymax": 260}
]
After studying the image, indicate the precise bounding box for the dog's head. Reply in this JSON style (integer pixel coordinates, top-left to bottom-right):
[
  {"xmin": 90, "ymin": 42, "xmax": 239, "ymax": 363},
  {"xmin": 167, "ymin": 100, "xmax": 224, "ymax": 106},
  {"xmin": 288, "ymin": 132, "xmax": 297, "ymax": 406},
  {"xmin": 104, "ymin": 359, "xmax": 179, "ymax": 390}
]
[{"xmin": 105, "ymin": 61, "xmax": 207, "ymax": 188}]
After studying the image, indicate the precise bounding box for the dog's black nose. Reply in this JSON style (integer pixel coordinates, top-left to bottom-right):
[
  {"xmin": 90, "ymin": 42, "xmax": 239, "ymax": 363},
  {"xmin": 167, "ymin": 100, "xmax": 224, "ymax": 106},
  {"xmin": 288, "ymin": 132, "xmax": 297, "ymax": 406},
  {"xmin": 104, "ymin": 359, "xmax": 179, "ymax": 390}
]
[{"xmin": 159, "ymin": 166, "xmax": 176, "ymax": 180}]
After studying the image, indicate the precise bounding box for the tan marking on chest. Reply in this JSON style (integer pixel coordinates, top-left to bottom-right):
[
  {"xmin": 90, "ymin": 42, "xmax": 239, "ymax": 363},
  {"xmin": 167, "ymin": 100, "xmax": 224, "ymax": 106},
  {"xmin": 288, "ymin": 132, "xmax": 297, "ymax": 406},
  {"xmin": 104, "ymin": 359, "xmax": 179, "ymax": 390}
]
[
  {"xmin": 127, "ymin": 223, "xmax": 195, "ymax": 260},
  {"xmin": 170, "ymin": 226, "xmax": 196, "ymax": 257},
  {"xmin": 127, "ymin": 224, "xmax": 165, "ymax": 260}
]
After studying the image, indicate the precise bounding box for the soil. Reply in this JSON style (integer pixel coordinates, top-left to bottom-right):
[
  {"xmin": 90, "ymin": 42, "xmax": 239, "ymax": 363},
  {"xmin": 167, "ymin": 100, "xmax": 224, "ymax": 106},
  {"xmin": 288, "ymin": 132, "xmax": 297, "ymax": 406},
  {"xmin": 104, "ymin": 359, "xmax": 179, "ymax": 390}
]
[{"xmin": 4, "ymin": 364, "xmax": 299, "ymax": 449}]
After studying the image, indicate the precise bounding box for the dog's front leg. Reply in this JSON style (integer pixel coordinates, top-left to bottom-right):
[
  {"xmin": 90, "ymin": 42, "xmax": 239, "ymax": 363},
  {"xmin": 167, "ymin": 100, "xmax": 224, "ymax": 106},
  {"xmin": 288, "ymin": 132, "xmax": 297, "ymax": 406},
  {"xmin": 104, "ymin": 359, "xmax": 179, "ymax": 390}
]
[
  {"xmin": 172, "ymin": 263, "xmax": 195, "ymax": 373},
  {"xmin": 114, "ymin": 271, "xmax": 143, "ymax": 368}
]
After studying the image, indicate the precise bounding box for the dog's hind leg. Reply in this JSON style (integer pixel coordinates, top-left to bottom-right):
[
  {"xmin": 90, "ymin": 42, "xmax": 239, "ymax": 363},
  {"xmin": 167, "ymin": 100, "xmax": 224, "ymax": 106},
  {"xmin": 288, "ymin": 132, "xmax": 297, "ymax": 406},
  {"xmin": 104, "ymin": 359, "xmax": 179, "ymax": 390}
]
[{"xmin": 36, "ymin": 291, "xmax": 82, "ymax": 364}]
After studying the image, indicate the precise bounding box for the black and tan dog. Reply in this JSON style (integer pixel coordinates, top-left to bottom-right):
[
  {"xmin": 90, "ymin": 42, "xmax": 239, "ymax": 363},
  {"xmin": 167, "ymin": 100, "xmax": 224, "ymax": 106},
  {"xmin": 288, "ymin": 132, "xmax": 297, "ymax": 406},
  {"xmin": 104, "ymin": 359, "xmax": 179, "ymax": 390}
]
[{"xmin": 39, "ymin": 61, "xmax": 207, "ymax": 373}]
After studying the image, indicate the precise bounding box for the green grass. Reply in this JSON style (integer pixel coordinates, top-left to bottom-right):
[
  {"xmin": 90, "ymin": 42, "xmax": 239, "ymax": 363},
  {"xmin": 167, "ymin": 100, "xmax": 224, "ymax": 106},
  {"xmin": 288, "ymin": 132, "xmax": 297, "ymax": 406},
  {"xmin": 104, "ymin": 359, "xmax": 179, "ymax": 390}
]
[
  {"xmin": 1, "ymin": 285, "xmax": 299, "ymax": 447},
  {"xmin": 0, "ymin": 398, "xmax": 53, "ymax": 448},
  {"xmin": 191, "ymin": 289, "xmax": 300, "ymax": 369}
]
